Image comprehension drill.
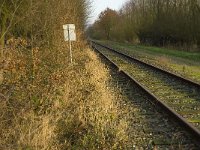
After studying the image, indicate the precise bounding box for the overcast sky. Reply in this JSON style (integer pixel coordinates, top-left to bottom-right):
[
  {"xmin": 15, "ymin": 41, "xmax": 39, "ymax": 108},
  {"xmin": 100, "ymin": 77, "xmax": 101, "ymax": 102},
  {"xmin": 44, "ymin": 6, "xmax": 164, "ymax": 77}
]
[{"xmin": 89, "ymin": 0, "xmax": 128, "ymax": 24}]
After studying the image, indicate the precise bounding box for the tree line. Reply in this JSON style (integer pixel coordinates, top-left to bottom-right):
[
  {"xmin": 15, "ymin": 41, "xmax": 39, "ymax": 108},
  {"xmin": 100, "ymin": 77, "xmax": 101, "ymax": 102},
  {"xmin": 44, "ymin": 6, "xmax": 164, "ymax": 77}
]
[{"xmin": 88, "ymin": 0, "xmax": 200, "ymax": 50}]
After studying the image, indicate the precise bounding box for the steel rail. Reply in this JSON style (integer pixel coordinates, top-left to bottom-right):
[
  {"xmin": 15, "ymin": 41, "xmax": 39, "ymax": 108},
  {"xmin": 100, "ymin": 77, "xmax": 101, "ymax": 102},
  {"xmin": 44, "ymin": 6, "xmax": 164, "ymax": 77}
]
[
  {"xmin": 91, "ymin": 43, "xmax": 200, "ymax": 142},
  {"xmin": 92, "ymin": 41, "xmax": 200, "ymax": 88}
]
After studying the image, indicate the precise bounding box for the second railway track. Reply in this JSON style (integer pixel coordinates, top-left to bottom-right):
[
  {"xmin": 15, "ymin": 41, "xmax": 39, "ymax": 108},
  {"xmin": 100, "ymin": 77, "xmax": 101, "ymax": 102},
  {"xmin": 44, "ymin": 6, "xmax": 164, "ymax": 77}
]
[{"xmin": 91, "ymin": 41, "xmax": 200, "ymax": 142}]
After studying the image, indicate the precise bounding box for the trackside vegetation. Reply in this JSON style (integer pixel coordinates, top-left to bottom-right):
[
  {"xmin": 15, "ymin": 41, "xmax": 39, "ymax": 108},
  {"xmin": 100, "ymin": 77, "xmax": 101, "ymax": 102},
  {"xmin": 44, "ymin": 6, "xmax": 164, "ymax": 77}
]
[
  {"xmin": 98, "ymin": 41, "xmax": 200, "ymax": 62},
  {"xmin": 96, "ymin": 40, "xmax": 200, "ymax": 83}
]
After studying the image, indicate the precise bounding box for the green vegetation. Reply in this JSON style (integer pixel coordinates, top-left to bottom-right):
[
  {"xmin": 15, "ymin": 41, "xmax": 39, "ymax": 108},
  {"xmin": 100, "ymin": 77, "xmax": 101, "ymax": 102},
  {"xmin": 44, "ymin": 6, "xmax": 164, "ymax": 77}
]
[
  {"xmin": 99, "ymin": 40, "xmax": 200, "ymax": 61},
  {"xmin": 136, "ymin": 45, "xmax": 200, "ymax": 61}
]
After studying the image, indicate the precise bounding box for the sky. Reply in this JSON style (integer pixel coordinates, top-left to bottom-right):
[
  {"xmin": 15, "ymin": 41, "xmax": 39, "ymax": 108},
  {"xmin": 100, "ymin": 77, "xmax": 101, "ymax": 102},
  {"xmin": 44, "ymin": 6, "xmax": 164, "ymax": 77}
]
[{"xmin": 89, "ymin": 0, "xmax": 128, "ymax": 24}]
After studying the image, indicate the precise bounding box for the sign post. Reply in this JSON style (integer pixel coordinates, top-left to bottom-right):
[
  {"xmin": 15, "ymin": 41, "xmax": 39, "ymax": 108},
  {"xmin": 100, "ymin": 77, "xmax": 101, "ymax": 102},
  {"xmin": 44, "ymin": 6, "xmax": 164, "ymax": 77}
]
[{"xmin": 63, "ymin": 24, "xmax": 76, "ymax": 63}]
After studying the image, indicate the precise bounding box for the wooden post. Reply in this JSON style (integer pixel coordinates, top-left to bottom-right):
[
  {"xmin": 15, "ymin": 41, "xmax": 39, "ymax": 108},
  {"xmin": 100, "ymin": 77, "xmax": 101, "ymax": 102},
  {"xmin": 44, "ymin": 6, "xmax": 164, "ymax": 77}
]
[{"xmin": 68, "ymin": 25, "xmax": 73, "ymax": 63}]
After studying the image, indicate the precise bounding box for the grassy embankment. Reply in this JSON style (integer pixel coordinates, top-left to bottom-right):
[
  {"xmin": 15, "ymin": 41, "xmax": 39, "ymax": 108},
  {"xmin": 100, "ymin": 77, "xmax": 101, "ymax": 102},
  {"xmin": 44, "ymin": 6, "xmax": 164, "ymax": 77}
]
[
  {"xmin": 97, "ymin": 40, "xmax": 200, "ymax": 83},
  {"xmin": 0, "ymin": 1, "xmax": 133, "ymax": 149},
  {"xmin": 0, "ymin": 38, "xmax": 132, "ymax": 149}
]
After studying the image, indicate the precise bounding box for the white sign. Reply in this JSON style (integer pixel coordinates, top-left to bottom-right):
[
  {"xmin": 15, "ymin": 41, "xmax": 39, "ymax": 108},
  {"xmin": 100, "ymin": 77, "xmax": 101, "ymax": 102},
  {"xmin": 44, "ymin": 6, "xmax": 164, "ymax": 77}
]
[{"xmin": 63, "ymin": 24, "xmax": 76, "ymax": 41}]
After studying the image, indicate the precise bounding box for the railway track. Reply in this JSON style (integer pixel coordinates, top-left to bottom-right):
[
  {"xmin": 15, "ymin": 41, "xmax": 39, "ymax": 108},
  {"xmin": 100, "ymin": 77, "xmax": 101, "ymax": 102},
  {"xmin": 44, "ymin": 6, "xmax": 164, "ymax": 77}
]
[{"xmin": 91, "ymin": 41, "xmax": 200, "ymax": 147}]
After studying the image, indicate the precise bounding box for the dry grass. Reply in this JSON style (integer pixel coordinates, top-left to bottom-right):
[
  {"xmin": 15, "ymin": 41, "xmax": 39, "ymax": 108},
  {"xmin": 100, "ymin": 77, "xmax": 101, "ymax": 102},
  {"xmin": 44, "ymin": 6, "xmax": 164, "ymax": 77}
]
[
  {"xmin": 53, "ymin": 49, "xmax": 129, "ymax": 149},
  {"xmin": 0, "ymin": 1, "xmax": 131, "ymax": 149},
  {"xmin": 0, "ymin": 37, "xmax": 130, "ymax": 149},
  {"xmin": 157, "ymin": 56, "xmax": 170, "ymax": 65}
]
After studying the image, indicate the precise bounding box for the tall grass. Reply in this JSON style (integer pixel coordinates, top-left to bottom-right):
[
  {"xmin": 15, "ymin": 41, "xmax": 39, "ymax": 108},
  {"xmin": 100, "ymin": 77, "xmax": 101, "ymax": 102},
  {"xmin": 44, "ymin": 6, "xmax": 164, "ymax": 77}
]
[
  {"xmin": 0, "ymin": 39, "xmax": 131, "ymax": 149},
  {"xmin": 0, "ymin": 0, "xmax": 131, "ymax": 149}
]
